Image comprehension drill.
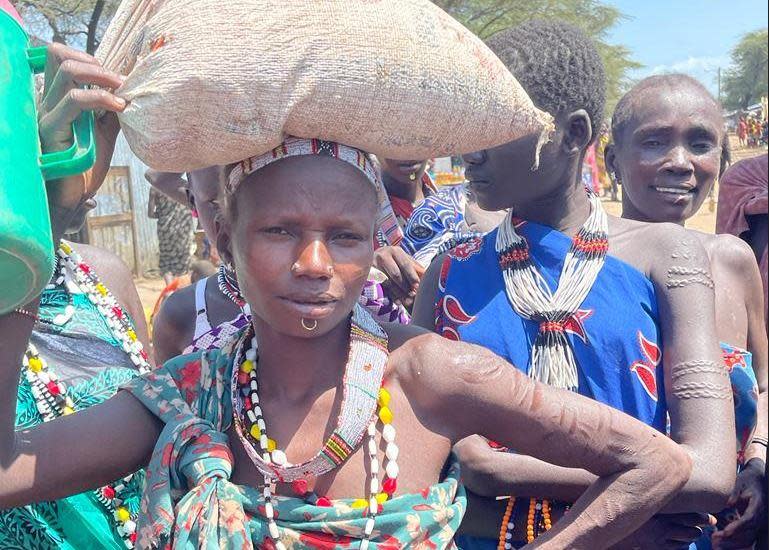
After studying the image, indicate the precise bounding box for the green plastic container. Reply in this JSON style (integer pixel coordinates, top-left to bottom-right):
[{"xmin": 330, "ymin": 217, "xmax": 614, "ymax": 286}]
[{"xmin": 0, "ymin": 10, "xmax": 95, "ymax": 314}]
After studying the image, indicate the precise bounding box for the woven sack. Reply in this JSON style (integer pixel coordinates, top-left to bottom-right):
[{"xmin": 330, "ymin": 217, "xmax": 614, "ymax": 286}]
[{"xmin": 97, "ymin": 0, "xmax": 552, "ymax": 171}]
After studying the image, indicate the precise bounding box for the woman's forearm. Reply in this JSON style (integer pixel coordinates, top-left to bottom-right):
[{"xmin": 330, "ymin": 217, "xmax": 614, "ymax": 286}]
[
  {"xmin": 459, "ymin": 434, "xmax": 727, "ymax": 515},
  {"xmin": 457, "ymin": 436, "xmax": 596, "ymax": 502}
]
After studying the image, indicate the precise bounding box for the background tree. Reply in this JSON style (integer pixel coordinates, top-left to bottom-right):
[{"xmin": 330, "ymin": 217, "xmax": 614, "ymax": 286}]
[
  {"xmin": 722, "ymin": 28, "xmax": 768, "ymax": 110},
  {"xmin": 434, "ymin": 0, "xmax": 641, "ymax": 116},
  {"xmin": 11, "ymin": 0, "xmax": 119, "ymax": 54}
]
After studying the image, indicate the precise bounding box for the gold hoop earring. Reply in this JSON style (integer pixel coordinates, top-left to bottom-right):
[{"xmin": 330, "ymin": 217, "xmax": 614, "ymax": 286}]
[{"xmin": 301, "ymin": 318, "xmax": 318, "ymax": 331}]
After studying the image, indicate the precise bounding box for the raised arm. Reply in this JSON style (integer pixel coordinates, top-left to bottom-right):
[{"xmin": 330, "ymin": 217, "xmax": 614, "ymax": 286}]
[{"xmin": 401, "ymin": 334, "xmax": 690, "ymax": 549}]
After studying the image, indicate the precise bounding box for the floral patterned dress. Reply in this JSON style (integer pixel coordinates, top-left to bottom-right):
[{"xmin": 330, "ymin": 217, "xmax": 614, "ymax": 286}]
[{"xmin": 122, "ymin": 331, "xmax": 466, "ymax": 549}]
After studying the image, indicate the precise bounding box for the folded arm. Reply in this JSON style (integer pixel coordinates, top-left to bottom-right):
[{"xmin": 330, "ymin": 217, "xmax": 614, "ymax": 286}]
[{"xmin": 403, "ymin": 335, "xmax": 691, "ymax": 549}]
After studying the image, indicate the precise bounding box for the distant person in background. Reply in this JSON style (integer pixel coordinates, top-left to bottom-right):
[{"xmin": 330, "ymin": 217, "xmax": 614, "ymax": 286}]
[
  {"xmin": 717, "ymin": 153, "xmax": 768, "ymax": 329},
  {"xmin": 151, "ymin": 167, "xmax": 247, "ymax": 365},
  {"xmin": 370, "ymin": 158, "xmax": 436, "ymax": 312},
  {"xmin": 748, "ymin": 117, "xmax": 760, "ymax": 148},
  {"xmin": 378, "ymin": 157, "xmax": 436, "ymax": 230},
  {"xmin": 145, "ymin": 171, "xmax": 193, "ymax": 285},
  {"xmin": 737, "ymin": 116, "xmax": 748, "ymax": 148}
]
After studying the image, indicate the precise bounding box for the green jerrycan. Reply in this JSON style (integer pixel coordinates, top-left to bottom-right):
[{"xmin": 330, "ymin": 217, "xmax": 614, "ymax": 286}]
[{"xmin": 0, "ymin": 5, "xmax": 96, "ymax": 314}]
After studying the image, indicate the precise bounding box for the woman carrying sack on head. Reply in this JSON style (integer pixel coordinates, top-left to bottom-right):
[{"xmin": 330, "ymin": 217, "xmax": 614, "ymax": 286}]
[{"xmin": 0, "ymin": 11, "xmax": 694, "ymax": 549}]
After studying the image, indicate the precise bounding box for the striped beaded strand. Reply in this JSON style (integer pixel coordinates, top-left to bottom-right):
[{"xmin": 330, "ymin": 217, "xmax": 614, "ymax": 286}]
[
  {"xmin": 542, "ymin": 499, "xmax": 553, "ymax": 531},
  {"xmin": 235, "ymin": 337, "xmax": 285, "ymax": 550},
  {"xmin": 378, "ymin": 388, "xmax": 399, "ymax": 496},
  {"xmin": 525, "ymin": 498, "xmax": 553, "ymax": 543},
  {"xmin": 354, "ymin": 387, "xmax": 399, "ymax": 549}
]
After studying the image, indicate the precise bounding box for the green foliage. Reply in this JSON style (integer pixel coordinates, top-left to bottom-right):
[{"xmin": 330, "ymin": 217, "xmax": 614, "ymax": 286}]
[
  {"xmin": 722, "ymin": 28, "xmax": 768, "ymax": 110},
  {"xmin": 433, "ymin": 0, "xmax": 641, "ymax": 116}
]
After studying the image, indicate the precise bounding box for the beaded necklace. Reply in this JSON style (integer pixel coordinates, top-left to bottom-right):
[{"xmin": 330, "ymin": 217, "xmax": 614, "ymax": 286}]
[
  {"xmin": 231, "ymin": 303, "xmax": 398, "ymax": 549},
  {"xmin": 22, "ymin": 242, "xmax": 152, "ymax": 548},
  {"xmin": 217, "ymin": 263, "xmax": 247, "ymax": 309},
  {"xmin": 495, "ymin": 193, "xmax": 608, "ymax": 391},
  {"xmin": 496, "ymin": 497, "xmax": 554, "ymax": 548},
  {"xmin": 53, "ymin": 242, "xmax": 152, "ymax": 369}
]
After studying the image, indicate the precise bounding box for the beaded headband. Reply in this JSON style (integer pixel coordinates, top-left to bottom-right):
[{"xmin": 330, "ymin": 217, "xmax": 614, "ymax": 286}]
[{"xmin": 226, "ymin": 137, "xmax": 403, "ymax": 246}]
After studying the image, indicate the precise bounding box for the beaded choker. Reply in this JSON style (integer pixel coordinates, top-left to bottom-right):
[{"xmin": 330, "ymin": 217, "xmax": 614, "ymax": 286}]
[
  {"xmin": 495, "ymin": 193, "xmax": 608, "ymax": 390},
  {"xmin": 217, "ymin": 264, "xmax": 247, "ymax": 309}
]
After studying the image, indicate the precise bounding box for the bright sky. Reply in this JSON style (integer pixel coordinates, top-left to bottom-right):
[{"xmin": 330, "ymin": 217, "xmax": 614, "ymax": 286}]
[{"xmin": 606, "ymin": 0, "xmax": 768, "ymax": 96}]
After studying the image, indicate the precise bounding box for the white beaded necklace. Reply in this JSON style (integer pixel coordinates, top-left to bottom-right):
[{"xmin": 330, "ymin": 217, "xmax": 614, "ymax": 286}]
[
  {"xmin": 22, "ymin": 242, "xmax": 152, "ymax": 548},
  {"xmin": 52, "ymin": 242, "xmax": 152, "ymax": 371},
  {"xmin": 231, "ymin": 304, "xmax": 398, "ymax": 548},
  {"xmin": 495, "ymin": 193, "xmax": 609, "ymax": 390}
]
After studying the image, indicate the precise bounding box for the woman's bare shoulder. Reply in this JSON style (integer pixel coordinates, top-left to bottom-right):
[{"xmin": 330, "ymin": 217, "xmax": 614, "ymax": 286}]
[
  {"xmin": 696, "ymin": 232, "xmax": 758, "ymax": 273},
  {"xmin": 607, "ymin": 215, "xmax": 693, "ymax": 275},
  {"xmin": 383, "ymin": 322, "xmax": 510, "ymax": 396},
  {"xmin": 74, "ymin": 242, "xmax": 134, "ymax": 290}
]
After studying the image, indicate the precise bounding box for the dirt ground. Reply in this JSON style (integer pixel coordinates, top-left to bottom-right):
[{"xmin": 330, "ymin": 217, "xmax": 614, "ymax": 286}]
[{"xmin": 134, "ymin": 141, "xmax": 767, "ymax": 323}]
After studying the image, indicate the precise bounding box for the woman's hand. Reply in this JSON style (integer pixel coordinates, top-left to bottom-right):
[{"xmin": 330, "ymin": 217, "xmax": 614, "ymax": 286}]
[
  {"xmin": 38, "ymin": 43, "xmax": 126, "ymax": 243},
  {"xmin": 373, "ymin": 246, "xmax": 425, "ymax": 308},
  {"xmin": 712, "ymin": 458, "xmax": 767, "ymax": 549}
]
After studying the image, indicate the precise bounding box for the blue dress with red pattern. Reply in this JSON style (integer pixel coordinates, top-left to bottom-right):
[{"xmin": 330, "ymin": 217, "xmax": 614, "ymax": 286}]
[
  {"xmin": 435, "ymin": 221, "xmax": 668, "ymax": 431},
  {"xmin": 437, "ymin": 221, "xmax": 668, "ymax": 550},
  {"xmin": 721, "ymin": 343, "xmax": 758, "ymax": 465},
  {"xmin": 437, "ymin": 222, "xmax": 759, "ymax": 550}
]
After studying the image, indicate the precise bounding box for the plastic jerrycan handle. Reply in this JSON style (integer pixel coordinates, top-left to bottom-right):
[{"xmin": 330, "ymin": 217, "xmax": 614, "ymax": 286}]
[{"xmin": 27, "ymin": 45, "xmax": 96, "ymax": 181}]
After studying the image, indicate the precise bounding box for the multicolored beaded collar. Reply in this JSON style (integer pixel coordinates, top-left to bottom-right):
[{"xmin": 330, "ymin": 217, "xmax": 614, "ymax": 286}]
[{"xmin": 231, "ymin": 302, "xmax": 389, "ymax": 481}]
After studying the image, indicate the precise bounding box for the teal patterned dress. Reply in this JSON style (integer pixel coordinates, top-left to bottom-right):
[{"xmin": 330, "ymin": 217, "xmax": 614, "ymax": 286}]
[
  {"xmin": 0, "ymin": 280, "xmax": 145, "ymax": 549},
  {"xmin": 122, "ymin": 330, "xmax": 467, "ymax": 549}
]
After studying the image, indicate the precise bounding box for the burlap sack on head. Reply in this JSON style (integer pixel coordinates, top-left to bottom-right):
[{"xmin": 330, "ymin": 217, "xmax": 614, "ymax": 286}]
[{"xmin": 97, "ymin": 0, "xmax": 553, "ymax": 172}]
